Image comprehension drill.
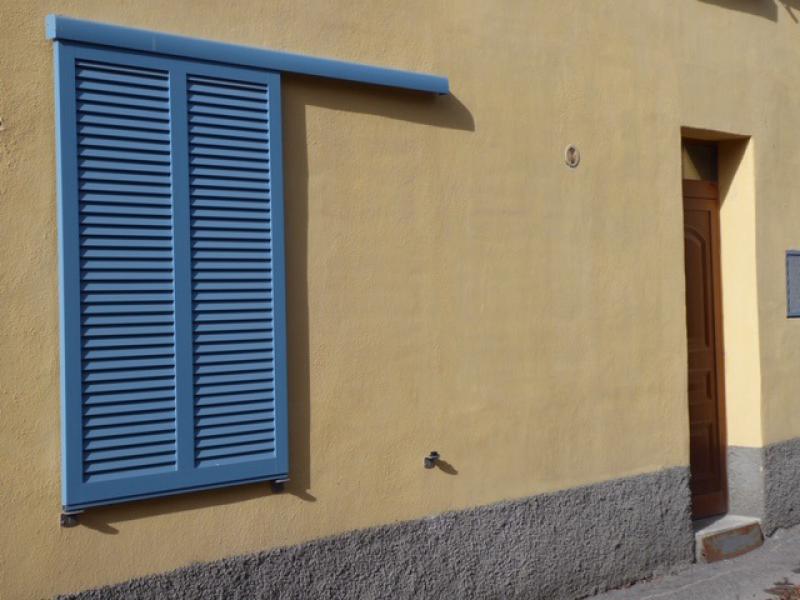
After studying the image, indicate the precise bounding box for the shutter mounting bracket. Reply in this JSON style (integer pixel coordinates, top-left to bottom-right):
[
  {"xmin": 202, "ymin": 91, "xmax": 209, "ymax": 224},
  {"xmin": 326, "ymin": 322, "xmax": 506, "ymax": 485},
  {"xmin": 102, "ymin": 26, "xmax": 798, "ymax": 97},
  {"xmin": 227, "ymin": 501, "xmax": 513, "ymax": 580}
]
[
  {"xmin": 60, "ymin": 510, "xmax": 83, "ymax": 527},
  {"xmin": 424, "ymin": 451, "xmax": 441, "ymax": 469},
  {"xmin": 270, "ymin": 478, "xmax": 289, "ymax": 493}
]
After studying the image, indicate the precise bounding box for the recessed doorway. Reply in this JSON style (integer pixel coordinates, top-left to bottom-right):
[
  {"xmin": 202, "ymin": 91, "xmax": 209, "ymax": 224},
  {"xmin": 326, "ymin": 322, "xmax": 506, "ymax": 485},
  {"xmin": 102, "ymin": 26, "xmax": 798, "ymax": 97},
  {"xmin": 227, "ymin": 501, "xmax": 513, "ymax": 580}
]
[{"xmin": 682, "ymin": 140, "xmax": 728, "ymax": 519}]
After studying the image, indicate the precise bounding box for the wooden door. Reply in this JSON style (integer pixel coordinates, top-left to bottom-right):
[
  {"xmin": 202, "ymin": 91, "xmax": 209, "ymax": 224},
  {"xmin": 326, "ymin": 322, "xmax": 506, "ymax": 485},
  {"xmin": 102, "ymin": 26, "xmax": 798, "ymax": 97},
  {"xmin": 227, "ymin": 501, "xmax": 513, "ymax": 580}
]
[{"xmin": 683, "ymin": 180, "xmax": 727, "ymax": 519}]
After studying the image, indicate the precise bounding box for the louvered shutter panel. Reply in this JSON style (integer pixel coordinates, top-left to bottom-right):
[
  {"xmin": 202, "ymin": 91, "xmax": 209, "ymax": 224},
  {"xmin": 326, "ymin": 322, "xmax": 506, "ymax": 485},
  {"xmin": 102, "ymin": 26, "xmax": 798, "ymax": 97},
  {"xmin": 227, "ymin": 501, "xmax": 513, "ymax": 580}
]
[
  {"xmin": 76, "ymin": 59, "xmax": 178, "ymax": 484},
  {"xmin": 55, "ymin": 43, "xmax": 288, "ymax": 511},
  {"xmin": 188, "ymin": 75, "xmax": 281, "ymax": 469}
]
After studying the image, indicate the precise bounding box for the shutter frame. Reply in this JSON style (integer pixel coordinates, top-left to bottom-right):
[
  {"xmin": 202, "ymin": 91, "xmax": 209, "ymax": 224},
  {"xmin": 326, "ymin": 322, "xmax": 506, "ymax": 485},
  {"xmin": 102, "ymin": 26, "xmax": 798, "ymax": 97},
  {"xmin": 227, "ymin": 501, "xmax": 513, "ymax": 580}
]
[
  {"xmin": 55, "ymin": 42, "xmax": 288, "ymax": 511},
  {"xmin": 55, "ymin": 41, "xmax": 84, "ymax": 509}
]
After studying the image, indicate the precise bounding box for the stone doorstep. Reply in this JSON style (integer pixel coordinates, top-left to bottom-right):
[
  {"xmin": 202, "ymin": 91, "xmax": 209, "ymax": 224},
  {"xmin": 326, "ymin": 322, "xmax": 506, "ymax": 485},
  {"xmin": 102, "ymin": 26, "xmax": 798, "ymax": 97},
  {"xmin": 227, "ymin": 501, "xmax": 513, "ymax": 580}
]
[{"xmin": 694, "ymin": 514, "xmax": 764, "ymax": 563}]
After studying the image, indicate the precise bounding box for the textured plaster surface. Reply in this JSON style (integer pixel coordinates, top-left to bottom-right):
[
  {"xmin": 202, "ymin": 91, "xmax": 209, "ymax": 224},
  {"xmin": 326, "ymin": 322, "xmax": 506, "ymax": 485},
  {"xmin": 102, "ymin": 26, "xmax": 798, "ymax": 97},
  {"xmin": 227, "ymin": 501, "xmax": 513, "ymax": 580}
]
[
  {"xmin": 58, "ymin": 468, "xmax": 692, "ymax": 600},
  {"xmin": 723, "ymin": 438, "xmax": 800, "ymax": 535},
  {"xmin": 764, "ymin": 437, "xmax": 800, "ymax": 534},
  {"xmin": 3, "ymin": 2, "xmax": 698, "ymax": 598},
  {"xmin": 3, "ymin": 1, "xmax": 800, "ymax": 598},
  {"xmin": 717, "ymin": 139, "xmax": 762, "ymax": 449},
  {"xmin": 596, "ymin": 523, "xmax": 800, "ymax": 600}
]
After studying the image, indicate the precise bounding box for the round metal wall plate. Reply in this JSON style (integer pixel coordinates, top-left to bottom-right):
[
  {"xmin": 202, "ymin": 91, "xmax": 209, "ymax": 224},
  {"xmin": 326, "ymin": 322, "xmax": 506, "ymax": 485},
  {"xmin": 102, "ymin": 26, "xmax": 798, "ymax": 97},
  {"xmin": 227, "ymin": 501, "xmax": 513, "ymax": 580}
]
[{"xmin": 565, "ymin": 145, "xmax": 580, "ymax": 168}]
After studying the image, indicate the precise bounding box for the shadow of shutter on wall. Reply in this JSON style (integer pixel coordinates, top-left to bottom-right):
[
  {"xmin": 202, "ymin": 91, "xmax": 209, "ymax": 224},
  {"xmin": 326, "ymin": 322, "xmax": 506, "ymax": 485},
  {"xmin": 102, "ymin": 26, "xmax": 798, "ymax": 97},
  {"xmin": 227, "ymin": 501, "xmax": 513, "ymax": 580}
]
[{"xmin": 56, "ymin": 43, "xmax": 288, "ymax": 511}]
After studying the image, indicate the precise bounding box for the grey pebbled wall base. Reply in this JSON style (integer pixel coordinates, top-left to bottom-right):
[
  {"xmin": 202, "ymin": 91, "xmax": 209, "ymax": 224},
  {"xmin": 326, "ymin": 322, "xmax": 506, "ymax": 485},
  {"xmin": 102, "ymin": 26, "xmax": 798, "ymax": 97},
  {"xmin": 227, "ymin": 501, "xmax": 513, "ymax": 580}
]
[
  {"xmin": 728, "ymin": 438, "xmax": 800, "ymax": 535},
  {"xmin": 765, "ymin": 437, "xmax": 800, "ymax": 534},
  {"xmin": 57, "ymin": 467, "xmax": 693, "ymax": 600}
]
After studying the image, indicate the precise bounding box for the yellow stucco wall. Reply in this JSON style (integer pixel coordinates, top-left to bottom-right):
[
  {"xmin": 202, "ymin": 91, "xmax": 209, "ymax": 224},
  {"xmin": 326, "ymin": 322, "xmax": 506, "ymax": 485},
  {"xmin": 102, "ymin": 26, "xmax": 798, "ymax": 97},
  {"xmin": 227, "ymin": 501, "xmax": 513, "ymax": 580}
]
[
  {"xmin": 718, "ymin": 138, "xmax": 764, "ymax": 448},
  {"xmin": 2, "ymin": 1, "xmax": 800, "ymax": 597}
]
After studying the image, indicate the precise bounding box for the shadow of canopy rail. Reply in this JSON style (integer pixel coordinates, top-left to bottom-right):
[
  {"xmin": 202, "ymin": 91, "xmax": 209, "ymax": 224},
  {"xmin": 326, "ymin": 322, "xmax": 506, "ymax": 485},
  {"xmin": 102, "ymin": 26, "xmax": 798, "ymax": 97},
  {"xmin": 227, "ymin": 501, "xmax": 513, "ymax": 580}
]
[{"xmin": 698, "ymin": 0, "xmax": 800, "ymax": 21}]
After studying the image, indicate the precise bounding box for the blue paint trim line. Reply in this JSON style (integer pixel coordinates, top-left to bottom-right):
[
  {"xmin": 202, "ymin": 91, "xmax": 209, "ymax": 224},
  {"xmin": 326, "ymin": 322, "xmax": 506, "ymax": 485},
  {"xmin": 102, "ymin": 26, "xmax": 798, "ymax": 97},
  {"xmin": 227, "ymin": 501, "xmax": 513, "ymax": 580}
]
[{"xmin": 45, "ymin": 14, "xmax": 450, "ymax": 95}]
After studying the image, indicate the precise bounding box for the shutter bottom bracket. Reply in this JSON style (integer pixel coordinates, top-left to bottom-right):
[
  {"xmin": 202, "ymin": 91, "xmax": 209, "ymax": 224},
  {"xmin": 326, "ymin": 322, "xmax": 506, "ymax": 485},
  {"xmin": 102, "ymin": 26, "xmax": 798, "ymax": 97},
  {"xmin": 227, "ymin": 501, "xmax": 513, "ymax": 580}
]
[
  {"xmin": 60, "ymin": 511, "xmax": 83, "ymax": 527},
  {"xmin": 270, "ymin": 478, "xmax": 289, "ymax": 493}
]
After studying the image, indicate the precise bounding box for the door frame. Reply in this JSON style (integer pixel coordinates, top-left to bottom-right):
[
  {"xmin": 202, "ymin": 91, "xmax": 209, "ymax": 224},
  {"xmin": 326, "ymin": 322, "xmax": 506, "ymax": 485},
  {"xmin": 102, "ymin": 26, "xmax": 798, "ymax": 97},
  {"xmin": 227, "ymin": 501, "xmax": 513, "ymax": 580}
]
[{"xmin": 683, "ymin": 178, "xmax": 729, "ymax": 519}]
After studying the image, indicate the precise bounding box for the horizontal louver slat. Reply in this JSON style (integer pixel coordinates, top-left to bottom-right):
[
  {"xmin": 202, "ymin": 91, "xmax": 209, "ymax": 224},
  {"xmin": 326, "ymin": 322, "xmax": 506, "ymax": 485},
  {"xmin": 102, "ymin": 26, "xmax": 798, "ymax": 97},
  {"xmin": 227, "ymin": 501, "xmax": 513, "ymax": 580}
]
[
  {"xmin": 76, "ymin": 59, "xmax": 177, "ymax": 483},
  {"xmin": 194, "ymin": 322, "xmax": 273, "ymax": 334},
  {"xmin": 84, "ymin": 400, "xmax": 176, "ymax": 416},
  {"xmin": 84, "ymin": 432, "xmax": 176, "ymax": 451},
  {"xmin": 84, "ymin": 388, "xmax": 176, "ymax": 406},
  {"xmin": 85, "ymin": 443, "xmax": 177, "ymax": 462},
  {"xmin": 85, "ymin": 410, "xmax": 176, "ymax": 427},
  {"xmin": 194, "ymin": 390, "xmax": 275, "ymax": 408}
]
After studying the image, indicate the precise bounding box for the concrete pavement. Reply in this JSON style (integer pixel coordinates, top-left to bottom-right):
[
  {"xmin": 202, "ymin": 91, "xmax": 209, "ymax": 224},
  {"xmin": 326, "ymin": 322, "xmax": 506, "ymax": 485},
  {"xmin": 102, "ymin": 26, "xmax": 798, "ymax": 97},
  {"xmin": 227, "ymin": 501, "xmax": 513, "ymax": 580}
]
[{"xmin": 593, "ymin": 524, "xmax": 800, "ymax": 600}]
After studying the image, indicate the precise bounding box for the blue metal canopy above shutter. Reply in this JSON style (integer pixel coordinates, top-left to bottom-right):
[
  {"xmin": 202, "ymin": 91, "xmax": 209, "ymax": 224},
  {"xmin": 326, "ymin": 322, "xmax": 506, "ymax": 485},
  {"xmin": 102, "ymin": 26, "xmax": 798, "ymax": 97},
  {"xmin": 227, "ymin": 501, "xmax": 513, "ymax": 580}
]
[{"xmin": 46, "ymin": 15, "xmax": 449, "ymax": 95}]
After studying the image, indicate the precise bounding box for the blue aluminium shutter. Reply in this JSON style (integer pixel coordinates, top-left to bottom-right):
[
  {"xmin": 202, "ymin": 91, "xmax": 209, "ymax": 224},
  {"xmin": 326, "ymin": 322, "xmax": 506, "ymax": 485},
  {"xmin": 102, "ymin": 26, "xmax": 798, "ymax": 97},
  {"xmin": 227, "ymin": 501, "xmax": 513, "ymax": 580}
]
[{"xmin": 54, "ymin": 42, "xmax": 288, "ymax": 511}]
